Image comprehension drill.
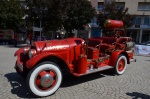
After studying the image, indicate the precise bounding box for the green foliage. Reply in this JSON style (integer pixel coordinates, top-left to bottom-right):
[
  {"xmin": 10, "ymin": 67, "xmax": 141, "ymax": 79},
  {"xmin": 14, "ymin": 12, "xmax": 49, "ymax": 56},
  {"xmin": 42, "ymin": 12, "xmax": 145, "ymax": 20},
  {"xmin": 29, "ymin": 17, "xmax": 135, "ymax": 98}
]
[
  {"xmin": 26, "ymin": 0, "xmax": 96, "ymax": 32},
  {"xmin": 63, "ymin": 0, "xmax": 96, "ymax": 32},
  {"xmin": 97, "ymin": 1, "xmax": 135, "ymax": 28},
  {"xmin": 0, "ymin": 0, "xmax": 24, "ymax": 30}
]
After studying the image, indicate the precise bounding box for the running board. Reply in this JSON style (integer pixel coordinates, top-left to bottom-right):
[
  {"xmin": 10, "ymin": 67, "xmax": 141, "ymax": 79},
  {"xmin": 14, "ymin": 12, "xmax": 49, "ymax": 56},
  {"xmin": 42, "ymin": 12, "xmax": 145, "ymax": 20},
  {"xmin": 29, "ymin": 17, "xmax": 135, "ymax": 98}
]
[{"xmin": 79, "ymin": 66, "xmax": 113, "ymax": 76}]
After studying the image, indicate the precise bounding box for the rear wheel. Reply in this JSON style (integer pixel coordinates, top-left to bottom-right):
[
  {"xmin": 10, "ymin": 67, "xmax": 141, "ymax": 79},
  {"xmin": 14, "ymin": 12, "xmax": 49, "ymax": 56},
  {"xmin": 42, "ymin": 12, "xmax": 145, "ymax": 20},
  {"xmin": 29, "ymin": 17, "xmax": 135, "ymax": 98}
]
[
  {"xmin": 114, "ymin": 54, "xmax": 127, "ymax": 75},
  {"xmin": 26, "ymin": 61, "xmax": 62, "ymax": 97}
]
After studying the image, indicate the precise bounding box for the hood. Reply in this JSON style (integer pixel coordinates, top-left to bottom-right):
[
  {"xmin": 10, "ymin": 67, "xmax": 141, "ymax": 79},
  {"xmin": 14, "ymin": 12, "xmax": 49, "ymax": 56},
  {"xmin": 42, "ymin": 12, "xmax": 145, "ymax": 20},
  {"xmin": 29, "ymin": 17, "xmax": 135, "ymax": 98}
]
[{"xmin": 34, "ymin": 40, "xmax": 70, "ymax": 53}]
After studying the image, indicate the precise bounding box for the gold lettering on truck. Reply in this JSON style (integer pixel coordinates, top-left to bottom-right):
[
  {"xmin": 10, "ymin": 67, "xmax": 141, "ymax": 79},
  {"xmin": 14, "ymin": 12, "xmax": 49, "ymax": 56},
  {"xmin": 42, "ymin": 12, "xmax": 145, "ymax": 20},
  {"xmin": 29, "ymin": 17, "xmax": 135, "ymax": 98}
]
[{"xmin": 44, "ymin": 46, "xmax": 67, "ymax": 50}]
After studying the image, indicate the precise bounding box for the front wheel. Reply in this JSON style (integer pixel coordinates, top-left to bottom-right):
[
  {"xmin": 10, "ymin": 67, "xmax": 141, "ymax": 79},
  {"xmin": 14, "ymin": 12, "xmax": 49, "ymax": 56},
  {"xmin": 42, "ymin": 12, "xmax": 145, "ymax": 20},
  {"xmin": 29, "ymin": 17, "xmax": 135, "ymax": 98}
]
[
  {"xmin": 114, "ymin": 54, "xmax": 127, "ymax": 75},
  {"xmin": 26, "ymin": 62, "xmax": 62, "ymax": 97}
]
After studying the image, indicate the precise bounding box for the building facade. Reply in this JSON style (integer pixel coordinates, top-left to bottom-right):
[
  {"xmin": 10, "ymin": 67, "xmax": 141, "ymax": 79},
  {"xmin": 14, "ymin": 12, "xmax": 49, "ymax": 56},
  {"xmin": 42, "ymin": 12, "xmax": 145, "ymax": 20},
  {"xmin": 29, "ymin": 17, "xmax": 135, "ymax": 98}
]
[
  {"xmin": 18, "ymin": 0, "xmax": 150, "ymax": 43},
  {"xmin": 95, "ymin": 0, "xmax": 150, "ymax": 44}
]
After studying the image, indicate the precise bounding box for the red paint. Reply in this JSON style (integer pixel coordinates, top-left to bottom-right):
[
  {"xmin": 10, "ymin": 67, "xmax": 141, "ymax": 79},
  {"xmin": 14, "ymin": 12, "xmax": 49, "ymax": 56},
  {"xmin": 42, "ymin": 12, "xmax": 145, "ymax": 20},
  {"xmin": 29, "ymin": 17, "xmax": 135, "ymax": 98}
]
[
  {"xmin": 87, "ymin": 47, "xmax": 99, "ymax": 59},
  {"xmin": 14, "ymin": 22, "xmax": 135, "ymax": 78},
  {"xmin": 118, "ymin": 59, "xmax": 125, "ymax": 71},
  {"xmin": 26, "ymin": 52, "xmax": 70, "ymax": 69},
  {"xmin": 108, "ymin": 50, "xmax": 125, "ymax": 67},
  {"xmin": 13, "ymin": 19, "xmax": 136, "ymax": 97},
  {"xmin": 15, "ymin": 36, "xmax": 134, "ymax": 76},
  {"xmin": 77, "ymin": 55, "xmax": 87, "ymax": 74},
  {"xmin": 104, "ymin": 19, "xmax": 124, "ymax": 28}
]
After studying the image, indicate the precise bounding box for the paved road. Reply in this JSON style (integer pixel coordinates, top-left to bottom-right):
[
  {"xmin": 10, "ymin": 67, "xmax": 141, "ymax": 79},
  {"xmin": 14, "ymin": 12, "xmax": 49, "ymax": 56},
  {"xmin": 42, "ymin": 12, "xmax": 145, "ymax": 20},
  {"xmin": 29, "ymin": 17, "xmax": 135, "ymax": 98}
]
[{"xmin": 0, "ymin": 45, "xmax": 150, "ymax": 99}]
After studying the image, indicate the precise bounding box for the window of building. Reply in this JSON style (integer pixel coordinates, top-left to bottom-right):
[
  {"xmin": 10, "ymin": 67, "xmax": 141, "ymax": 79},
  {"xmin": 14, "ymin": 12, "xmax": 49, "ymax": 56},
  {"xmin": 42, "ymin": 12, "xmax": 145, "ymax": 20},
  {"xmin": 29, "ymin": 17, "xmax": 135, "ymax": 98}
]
[
  {"xmin": 134, "ymin": 16, "xmax": 142, "ymax": 25},
  {"xmin": 144, "ymin": 16, "xmax": 150, "ymax": 25},
  {"xmin": 98, "ymin": 2, "xmax": 104, "ymax": 11},
  {"xmin": 138, "ymin": 2, "xmax": 150, "ymax": 11},
  {"xmin": 126, "ymin": 29, "xmax": 140, "ymax": 44},
  {"xmin": 142, "ymin": 30, "xmax": 150, "ymax": 43},
  {"xmin": 115, "ymin": 2, "xmax": 125, "ymax": 9},
  {"xmin": 91, "ymin": 17, "xmax": 98, "ymax": 26},
  {"xmin": 98, "ymin": 2, "xmax": 125, "ymax": 11}
]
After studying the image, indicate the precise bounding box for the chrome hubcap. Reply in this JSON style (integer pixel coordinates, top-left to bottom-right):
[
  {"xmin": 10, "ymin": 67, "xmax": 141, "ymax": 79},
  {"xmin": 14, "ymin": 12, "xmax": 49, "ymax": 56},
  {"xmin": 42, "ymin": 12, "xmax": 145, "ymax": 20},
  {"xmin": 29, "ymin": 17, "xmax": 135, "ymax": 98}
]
[{"xmin": 40, "ymin": 74, "xmax": 54, "ymax": 87}]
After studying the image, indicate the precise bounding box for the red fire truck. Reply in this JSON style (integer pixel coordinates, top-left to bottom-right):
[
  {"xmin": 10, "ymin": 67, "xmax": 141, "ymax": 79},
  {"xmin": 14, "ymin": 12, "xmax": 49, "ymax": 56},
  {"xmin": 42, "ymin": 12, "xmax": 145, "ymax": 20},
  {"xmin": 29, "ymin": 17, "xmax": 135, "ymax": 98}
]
[{"xmin": 14, "ymin": 20, "xmax": 136, "ymax": 97}]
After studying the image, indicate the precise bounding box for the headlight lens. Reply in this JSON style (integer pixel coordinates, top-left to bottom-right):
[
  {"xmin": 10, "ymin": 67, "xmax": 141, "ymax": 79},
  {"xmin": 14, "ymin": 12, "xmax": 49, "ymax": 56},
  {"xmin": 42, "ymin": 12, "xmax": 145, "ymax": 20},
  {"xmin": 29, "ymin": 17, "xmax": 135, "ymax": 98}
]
[
  {"xmin": 28, "ymin": 49, "xmax": 37, "ymax": 58},
  {"xmin": 23, "ymin": 47, "xmax": 30, "ymax": 55}
]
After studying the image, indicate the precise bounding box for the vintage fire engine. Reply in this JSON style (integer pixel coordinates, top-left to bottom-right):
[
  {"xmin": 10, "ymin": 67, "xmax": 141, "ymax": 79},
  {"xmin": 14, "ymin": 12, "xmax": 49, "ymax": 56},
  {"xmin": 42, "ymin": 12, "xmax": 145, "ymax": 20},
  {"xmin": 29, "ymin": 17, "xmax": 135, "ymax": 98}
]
[{"xmin": 14, "ymin": 20, "xmax": 136, "ymax": 97}]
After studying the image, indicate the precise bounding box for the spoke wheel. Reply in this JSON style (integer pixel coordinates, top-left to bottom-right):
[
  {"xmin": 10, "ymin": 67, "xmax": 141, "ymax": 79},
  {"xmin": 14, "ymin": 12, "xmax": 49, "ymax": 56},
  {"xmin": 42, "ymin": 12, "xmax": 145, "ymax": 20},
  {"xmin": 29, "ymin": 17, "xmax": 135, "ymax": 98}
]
[
  {"xmin": 115, "ymin": 54, "xmax": 127, "ymax": 75},
  {"xmin": 27, "ymin": 62, "xmax": 62, "ymax": 97},
  {"xmin": 118, "ymin": 59, "xmax": 125, "ymax": 72}
]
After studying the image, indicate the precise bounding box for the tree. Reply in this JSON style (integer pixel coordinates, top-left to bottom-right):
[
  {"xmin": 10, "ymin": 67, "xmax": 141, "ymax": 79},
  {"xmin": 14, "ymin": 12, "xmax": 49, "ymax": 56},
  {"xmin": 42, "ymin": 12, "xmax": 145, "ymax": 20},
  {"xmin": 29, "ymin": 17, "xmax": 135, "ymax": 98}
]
[
  {"xmin": 0, "ymin": 0, "xmax": 24, "ymax": 30},
  {"xmin": 97, "ymin": 1, "xmax": 135, "ymax": 29},
  {"xmin": 63, "ymin": 0, "xmax": 96, "ymax": 33},
  {"xmin": 26, "ymin": 0, "xmax": 96, "ymax": 33}
]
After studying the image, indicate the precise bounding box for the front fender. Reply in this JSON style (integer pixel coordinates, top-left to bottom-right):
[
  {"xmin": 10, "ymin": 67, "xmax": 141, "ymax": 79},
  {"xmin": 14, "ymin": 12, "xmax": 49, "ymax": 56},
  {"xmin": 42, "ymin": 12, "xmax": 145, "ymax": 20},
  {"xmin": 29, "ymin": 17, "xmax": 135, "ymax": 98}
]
[
  {"xmin": 14, "ymin": 48, "xmax": 24, "ymax": 56},
  {"xmin": 26, "ymin": 53, "xmax": 69, "ymax": 69},
  {"xmin": 108, "ymin": 50, "xmax": 129, "ymax": 67}
]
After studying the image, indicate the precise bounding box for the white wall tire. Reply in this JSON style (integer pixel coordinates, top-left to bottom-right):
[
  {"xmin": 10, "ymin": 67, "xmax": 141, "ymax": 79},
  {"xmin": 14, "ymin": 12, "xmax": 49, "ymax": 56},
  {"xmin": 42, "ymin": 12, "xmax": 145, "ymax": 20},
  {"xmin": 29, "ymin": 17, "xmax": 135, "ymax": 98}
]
[
  {"xmin": 115, "ymin": 55, "xmax": 127, "ymax": 75},
  {"xmin": 26, "ymin": 62, "xmax": 62, "ymax": 97}
]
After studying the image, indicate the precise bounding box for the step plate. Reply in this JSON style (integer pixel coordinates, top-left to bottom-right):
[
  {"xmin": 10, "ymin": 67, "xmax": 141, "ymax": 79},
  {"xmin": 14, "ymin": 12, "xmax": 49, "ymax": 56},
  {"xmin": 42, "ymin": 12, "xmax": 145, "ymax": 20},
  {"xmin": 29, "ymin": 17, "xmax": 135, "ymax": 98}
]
[{"xmin": 79, "ymin": 66, "xmax": 113, "ymax": 76}]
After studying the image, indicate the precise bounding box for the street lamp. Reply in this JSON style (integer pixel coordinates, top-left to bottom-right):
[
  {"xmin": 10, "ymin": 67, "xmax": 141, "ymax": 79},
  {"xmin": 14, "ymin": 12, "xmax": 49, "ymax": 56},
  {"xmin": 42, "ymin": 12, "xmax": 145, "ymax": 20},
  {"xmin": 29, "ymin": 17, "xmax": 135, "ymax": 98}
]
[
  {"xmin": 59, "ymin": 26, "xmax": 66, "ymax": 39},
  {"xmin": 84, "ymin": 24, "xmax": 91, "ymax": 38},
  {"xmin": 34, "ymin": 7, "xmax": 47, "ymax": 41},
  {"xmin": 39, "ymin": 8, "xmax": 48, "ymax": 41},
  {"xmin": 39, "ymin": 15, "xmax": 42, "ymax": 41}
]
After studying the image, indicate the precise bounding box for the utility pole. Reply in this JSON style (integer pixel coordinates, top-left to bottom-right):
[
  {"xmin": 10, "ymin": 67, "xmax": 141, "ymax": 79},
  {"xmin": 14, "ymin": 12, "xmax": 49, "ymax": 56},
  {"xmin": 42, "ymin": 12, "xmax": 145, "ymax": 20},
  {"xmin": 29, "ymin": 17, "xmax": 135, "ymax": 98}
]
[{"xmin": 39, "ymin": 18, "xmax": 42, "ymax": 41}]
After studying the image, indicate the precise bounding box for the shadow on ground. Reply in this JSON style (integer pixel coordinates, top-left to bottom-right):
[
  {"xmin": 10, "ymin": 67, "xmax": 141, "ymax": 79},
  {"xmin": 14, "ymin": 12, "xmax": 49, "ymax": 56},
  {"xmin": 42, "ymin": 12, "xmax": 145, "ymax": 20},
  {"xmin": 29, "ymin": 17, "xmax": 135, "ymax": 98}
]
[
  {"xmin": 4, "ymin": 72, "xmax": 36, "ymax": 98},
  {"xmin": 60, "ymin": 69, "xmax": 116, "ymax": 87},
  {"xmin": 4, "ymin": 70, "xmax": 113, "ymax": 98},
  {"xmin": 126, "ymin": 92, "xmax": 150, "ymax": 99}
]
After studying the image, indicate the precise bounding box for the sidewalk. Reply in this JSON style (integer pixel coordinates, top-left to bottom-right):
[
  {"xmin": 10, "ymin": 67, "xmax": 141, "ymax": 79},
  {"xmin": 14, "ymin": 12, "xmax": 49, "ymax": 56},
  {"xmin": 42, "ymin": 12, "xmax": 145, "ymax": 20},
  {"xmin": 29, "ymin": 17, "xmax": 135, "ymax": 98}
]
[
  {"xmin": 0, "ymin": 46, "xmax": 150, "ymax": 99},
  {"xmin": 0, "ymin": 43, "xmax": 27, "ymax": 48}
]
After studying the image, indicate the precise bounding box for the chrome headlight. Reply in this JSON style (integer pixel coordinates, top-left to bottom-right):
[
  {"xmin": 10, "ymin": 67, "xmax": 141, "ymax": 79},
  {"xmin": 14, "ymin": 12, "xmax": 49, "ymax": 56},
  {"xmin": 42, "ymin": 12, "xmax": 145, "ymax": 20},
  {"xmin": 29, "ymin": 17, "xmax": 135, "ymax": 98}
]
[
  {"xmin": 23, "ymin": 47, "xmax": 30, "ymax": 55},
  {"xmin": 28, "ymin": 49, "xmax": 37, "ymax": 58}
]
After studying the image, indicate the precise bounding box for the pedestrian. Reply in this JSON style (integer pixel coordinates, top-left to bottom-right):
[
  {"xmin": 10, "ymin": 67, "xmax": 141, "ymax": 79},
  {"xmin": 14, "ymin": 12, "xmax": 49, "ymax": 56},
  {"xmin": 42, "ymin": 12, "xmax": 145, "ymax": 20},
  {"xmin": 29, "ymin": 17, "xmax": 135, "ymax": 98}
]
[
  {"xmin": 26, "ymin": 38, "xmax": 30, "ymax": 46},
  {"xmin": 27, "ymin": 34, "xmax": 32, "ymax": 44},
  {"xmin": 14, "ymin": 33, "xmax": 17, "ymax": 47}
]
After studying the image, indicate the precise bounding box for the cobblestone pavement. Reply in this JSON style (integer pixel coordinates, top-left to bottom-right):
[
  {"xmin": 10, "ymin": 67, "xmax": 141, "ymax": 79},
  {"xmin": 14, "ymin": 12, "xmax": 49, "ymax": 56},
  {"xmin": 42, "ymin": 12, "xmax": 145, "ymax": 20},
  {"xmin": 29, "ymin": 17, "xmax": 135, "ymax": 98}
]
[{"xmin": 0, "ymin": 45, "xmax": 150, "ymax": 99}]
